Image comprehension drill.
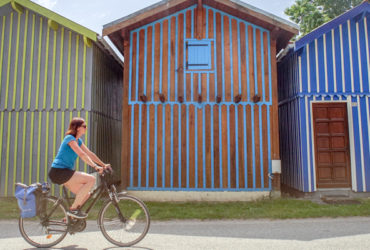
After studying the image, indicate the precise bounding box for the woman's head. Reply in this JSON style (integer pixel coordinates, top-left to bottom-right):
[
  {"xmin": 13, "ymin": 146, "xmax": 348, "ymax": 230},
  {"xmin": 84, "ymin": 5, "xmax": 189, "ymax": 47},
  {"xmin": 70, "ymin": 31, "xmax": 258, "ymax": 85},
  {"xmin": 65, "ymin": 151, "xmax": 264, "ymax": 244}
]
[{"xmin": 66, "ymin": 117, "xmax": 87, "ymax": 137}]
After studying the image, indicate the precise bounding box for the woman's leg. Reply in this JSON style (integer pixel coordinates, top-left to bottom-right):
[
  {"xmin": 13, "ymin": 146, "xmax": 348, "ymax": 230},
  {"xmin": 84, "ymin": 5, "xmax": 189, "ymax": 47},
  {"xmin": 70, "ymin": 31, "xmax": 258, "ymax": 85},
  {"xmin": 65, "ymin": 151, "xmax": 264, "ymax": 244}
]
[{"xmin": 64, "ymin": 171, "xmax": 96, "ymax": 209}]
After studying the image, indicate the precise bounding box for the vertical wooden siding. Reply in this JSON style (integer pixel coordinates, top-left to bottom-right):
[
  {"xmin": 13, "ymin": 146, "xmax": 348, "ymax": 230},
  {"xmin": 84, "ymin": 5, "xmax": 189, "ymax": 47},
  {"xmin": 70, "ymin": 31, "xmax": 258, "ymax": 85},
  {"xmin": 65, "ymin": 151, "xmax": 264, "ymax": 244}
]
[
  {"xmin": 126, "ymin": 5, "xmax": 273, "ymax": 191},
  {"xmin": 0, "ymin": 9, "xmax": 92, "ymax": 196},
  {"xmin": 278, "ymin": 16, "xmax": 370, "ymax": 192}
]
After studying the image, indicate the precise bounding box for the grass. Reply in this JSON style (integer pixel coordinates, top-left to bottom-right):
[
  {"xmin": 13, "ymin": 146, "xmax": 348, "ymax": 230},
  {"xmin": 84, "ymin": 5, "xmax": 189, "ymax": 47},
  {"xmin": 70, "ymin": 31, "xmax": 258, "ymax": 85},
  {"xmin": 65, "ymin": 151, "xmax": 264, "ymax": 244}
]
[{"xmin": 2, "ymin": 197, "xmax": 370, "ymax": 220}]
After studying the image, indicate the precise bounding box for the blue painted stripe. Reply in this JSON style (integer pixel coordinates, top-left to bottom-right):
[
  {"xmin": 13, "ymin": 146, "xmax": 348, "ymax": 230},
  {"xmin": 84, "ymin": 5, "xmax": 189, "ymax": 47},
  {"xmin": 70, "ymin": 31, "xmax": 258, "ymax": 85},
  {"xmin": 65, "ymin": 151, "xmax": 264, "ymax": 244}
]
[
  {"xmin": 237, "ymin": 22, "xmax": 242, "ymax": 95},
  {"xmin": 243, "ymin": 106, "xmax": 248, "ymax": 188},
  {"xmin": 246, "ymin": 25, "xmax": 250, "ymax": 102},
  {"xmin": 154, "ymin": 105, "xmax": 158, "ymax": 187},
  {"xmin": 218, "ymin": 106, "xmax": 223, "ymax": 187},
  {"xmin": 227, "ymin": 106, "xmax": 231, "ymax": 188},
  {"xmin": 229, "ymin": 18, "xmax": 234, "ymax": 99},
  {"xmin": 235, "ymin": 105, "xmax": 239, "ymax": 188},
  {"xmin": 151, "ymin": 25, "xmax": 155, "ymax": 101},
  {"xmin": 202, "ymin": 107, "xmax": 206, "ymax": 188},
  {"xmin": 267, "ymin": 104, "xmax": 271, "ymax": 189},
  {"xmin": 325, "ymin": 31, "xmax": 335, "ymax": 93},
  {"xmin": 261, "ymin": 31, "xmax": 265, "ymax": 101},
  {"xmin": 186, "ymin": 105, "xmax": 190, "ymax": 188},
  {"xmin": 317, "ymin": 37, "xmax": 326, "ymax": 93},
  {"xmin": 253, "ymin": 28, "xmax": 258, "ymax": 94},
  {"xmin": 135, "ymin": 31, "xmax": 139, "ymax": 101},
  {"xmin": 350, "ymin": 20, "xmax": 360, "ymax": 93},
  {"xmin": 175, "ymin": 17, "xmax": 179, "ymax": 98},
  {"xmin": 251, "ymin": 105, "xmax": 256, "ymax": 188},
  {"xmin": 191, "ymin": 73, "xmax": 194, "ymax": 101},
  {"xmin": 333, "ymin": 27, "xmax": 344, "ymax": 93},
  {"xmin": 268, "ymin": 32, "xmax": 272, "ymax": 103},
  {"xmin": 195, "ymin": 106, "xmax": 198, "ymax": 188},
  {"xmin": 341, "ymin": 23, "xmax": 352, "ymax": 93},
  {"xmin": 138, "ymin": 105, "xmax": 142, "ymax": 186},
  {"xmin": 129, "ymin": 105, "xmax": 135, "ymax": 187},
  {"xmin": 129, "ymin": 33, "xmax": 133, "ymax": 102},
  {"xmin": 221, "ymin": 15, "xmax": 225, "ymax": 101},
  {"xmin": 213, "ymin": 10, "xmax": 218, "ymax": 99},
  {"xmin": 170, "ymin": 105, "xmax": 174, "ymax": 188},
  {"xmin": 144, "ymin": 29, "xmax": 148, "ymax": 95},
  {"xmin": 207, "ymin": 74, "xmax": 210, "ymax": 102},
  {"xmin": 162, "ymin": 104, "xmax": 166, "ymax": 188},
  {"xmin": 178, "ymin": 105, "xmax": 182, "ymax": 187},
  {"xmin": 210, "ymin": 105, "xmax": 215, "ymax": 188},
  {"xmin": 146, "ymin": 105, "xmax": 150, "ymax": 187},
  {"xmin": 259, "ymin": 105, "xmax": 264, "ymax": 187},
  {"xmin": 168, "ymin": 19, "xmax": 171, "ymax": 100},
  {"xmin": 159, "ymin": 23, "xmax": 163, "ymax": 93}
]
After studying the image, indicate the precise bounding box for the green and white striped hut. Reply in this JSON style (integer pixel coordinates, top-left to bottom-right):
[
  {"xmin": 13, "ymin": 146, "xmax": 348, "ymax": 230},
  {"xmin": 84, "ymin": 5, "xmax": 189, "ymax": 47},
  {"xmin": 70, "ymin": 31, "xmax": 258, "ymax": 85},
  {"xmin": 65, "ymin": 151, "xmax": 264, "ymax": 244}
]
[{"xmin": 0, "ymin": 0, "xmax": 123, "ymax": 196}]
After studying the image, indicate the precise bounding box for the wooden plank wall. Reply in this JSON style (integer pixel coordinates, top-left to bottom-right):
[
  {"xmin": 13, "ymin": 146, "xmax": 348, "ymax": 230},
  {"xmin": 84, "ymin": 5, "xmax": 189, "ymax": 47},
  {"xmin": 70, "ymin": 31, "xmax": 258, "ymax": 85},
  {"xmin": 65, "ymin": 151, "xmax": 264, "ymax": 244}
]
[{"xmin": 123, "ymin": 5, "xmax": 275, "ymax": 191}]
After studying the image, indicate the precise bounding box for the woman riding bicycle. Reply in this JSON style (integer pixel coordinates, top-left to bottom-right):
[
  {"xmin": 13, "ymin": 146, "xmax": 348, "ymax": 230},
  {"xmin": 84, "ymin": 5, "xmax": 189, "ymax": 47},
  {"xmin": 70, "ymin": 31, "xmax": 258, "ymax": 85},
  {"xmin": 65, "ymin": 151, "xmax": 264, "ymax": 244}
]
[{"xmin": 48, "ymin": 117, "xmax": 110, "ymax": 219}]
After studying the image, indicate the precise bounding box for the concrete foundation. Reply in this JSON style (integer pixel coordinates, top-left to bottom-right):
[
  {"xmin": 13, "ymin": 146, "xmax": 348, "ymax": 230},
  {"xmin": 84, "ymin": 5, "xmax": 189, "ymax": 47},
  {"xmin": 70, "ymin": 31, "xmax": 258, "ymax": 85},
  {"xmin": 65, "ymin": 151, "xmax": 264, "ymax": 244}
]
[{"xmin": 126, "ymin": 191, "xmax": 271, "ymax": 202}]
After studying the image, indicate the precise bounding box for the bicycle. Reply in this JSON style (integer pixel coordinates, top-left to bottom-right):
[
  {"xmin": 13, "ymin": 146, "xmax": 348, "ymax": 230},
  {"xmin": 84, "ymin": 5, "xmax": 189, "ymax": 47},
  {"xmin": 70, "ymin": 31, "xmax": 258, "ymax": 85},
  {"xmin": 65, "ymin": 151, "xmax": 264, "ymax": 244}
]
[{"xmin": 16, "ymin": 169, "xmax": 150, "ymax": 248}]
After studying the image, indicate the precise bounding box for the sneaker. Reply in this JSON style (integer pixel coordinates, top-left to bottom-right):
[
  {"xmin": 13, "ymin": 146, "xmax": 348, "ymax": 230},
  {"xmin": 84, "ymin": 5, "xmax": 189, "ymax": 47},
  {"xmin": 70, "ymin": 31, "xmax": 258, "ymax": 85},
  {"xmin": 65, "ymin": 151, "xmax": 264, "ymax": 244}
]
[{"xmin": 67, "ymin": 209, "xmax": 87, "ymax": 219}]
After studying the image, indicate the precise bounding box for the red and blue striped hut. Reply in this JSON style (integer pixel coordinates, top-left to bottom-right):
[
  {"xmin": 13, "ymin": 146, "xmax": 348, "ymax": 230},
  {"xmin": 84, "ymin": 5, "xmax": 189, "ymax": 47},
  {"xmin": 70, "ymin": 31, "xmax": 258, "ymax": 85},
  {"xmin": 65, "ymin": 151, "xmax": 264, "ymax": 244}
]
[{"xmin": 103, "ymin": 0, "xmax": 298, "ymax": 200}]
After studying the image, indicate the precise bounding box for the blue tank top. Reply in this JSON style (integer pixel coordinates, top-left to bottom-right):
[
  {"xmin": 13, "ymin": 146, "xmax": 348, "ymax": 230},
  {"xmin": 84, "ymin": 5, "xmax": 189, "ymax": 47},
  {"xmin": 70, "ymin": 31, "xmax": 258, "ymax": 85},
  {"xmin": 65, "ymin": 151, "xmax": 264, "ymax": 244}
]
[{"xmin": 52, "ymin": 135, "xmax": 83, "ymax": 170}]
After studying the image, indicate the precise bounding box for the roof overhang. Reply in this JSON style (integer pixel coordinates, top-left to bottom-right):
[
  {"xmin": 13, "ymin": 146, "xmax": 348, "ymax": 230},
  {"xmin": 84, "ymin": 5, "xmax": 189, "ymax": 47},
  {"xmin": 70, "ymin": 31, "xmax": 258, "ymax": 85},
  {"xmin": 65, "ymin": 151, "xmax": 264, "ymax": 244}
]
[
  {"xmin": 0, "ymin": 0, "xmax": 97, "ymax": 41},
  {"xmin": 103, "ymin": 0, "xmax": 299, "ymax": 55}
]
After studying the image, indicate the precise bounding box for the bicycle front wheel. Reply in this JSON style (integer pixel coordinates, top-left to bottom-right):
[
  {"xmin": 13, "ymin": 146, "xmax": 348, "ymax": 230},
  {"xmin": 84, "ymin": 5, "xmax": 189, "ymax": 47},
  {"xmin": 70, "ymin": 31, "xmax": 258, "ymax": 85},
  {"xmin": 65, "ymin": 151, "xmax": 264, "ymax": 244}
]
[
  {"xmin": 19, "ymin": 196, "xmax": 69, "ymax": 248},
  {"xmin": 99, "ymin": 195, "xmax": 150, "ymax": 247}
]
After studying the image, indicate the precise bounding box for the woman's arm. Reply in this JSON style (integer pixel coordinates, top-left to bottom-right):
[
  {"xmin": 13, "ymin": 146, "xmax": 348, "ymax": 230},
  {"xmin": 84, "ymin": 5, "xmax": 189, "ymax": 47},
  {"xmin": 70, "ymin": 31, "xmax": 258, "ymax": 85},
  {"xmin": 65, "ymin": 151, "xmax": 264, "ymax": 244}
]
[
  {"xmin": 80, "ymin": 143, "xmax": 109, "ymax": 168},
  {"xmin": 68, "ymin": 141, "xmax": 103, "ymax": 173}
]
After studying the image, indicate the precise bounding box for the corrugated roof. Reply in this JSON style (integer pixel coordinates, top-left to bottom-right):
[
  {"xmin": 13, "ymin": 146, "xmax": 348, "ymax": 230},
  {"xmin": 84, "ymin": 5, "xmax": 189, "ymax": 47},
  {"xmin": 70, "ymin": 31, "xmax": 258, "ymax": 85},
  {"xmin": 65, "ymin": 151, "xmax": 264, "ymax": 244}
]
[{"xmin": 295, "ymin": 0, "xmax": 370, "ymax": 51}]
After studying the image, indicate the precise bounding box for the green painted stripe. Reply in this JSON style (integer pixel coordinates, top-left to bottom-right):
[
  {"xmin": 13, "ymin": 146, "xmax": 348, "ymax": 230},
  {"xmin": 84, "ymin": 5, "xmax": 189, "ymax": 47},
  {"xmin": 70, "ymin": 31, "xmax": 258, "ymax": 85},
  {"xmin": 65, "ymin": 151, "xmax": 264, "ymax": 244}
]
[
  {"xmin": 0, "ymin": 112, "xmax": 4, "ymax": 192},
  {"xmin": 28, "ymin": 112, "xmax": 34, "ymax": 184},
  {"xmin": 4, "ymin": 113, "xmax": 12, "ymax": 195},
  {"xmin": 42, "ymin": 25, "xmax": 50, "ymax": 109},
  {"xmin": 76, "ymin": 110, "xmax": 81, "ymax": 171},
  {"xmin": 35, "ymin": 17, "xmax": 43, "ymax": 110},
  {"xmin": 50, "ymin": 30, "xmax": 57, "ymax": 108},
  {"xmin": 36, "ymin": 112, "xmax": 42, "ymax": 181},
  {"xmin": 5, "ymin": 12, "xmax": 13, "ymax": 110},
  {"xmin": 66, "ymin": 31, "xmax": 72, "ymax": 109},
  {"xmin": 74, "ymin": 35, "xmax": 80, "ymax": 109},
  {"xmin": 0, "ymin": 16, "xmax": 6, "ymax": 94},
  {"xmin": 57, "ymin": 27, "xmax": 64, "ymax": 109},
  {"xmin": 82, "ymin": 42, "xmax": 86, "ymax": 109},
  {"xmin": 84, "ymin": 111, "xmax": 88, "ymax": 172},
  {"xmin": 27, "ymin": 14, "xmax": 35, "ymax": 110},
  {"xmin": 1, "ymin": 0, "xmax": 97, "ymax": 41},
  {"xmin": 20, "ymin": 10, "xmax": 29, "ymax": 108},
  {"xmin": 21, "ymin": 112, "xmax": 26, "ymax": 183},
  {"xmin": 12, "ymin": 112, "xmax": 20, "ymax": 194},
  {"xmin": 44, "ymin": 112, "xmax": 50, "ymax": 182},
  {"xmin": 12, "ymin": 13, "xmax": 21, "ymax": 110}
]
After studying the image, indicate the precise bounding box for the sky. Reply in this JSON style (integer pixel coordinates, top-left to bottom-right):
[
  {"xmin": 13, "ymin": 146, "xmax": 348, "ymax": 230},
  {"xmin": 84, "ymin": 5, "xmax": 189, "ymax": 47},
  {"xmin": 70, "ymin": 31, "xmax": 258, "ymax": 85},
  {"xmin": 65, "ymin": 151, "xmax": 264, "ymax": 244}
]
[{"xmin": 31, "ymin": 0, "xmax": 297, "ymax": 35}]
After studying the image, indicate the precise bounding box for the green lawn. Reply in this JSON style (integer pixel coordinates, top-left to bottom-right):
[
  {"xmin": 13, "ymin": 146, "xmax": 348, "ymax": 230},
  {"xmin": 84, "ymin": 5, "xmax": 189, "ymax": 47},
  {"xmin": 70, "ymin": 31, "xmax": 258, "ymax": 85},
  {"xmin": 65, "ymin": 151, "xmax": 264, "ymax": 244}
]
[{"xmin": 2, "ymin": 197, "xmax": 370, "ymax": 220}]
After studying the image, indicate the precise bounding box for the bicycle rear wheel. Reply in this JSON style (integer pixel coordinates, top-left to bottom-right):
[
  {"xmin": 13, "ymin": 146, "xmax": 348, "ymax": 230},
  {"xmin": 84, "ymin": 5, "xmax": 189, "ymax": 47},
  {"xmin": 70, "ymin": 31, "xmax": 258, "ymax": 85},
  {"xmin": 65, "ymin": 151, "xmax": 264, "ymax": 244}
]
[
  {"xmin": 19, "ymin": 196, "xmax": 69, "ymax": 248},
  {"xmin": 99, "ymin": 194, "xmax": 150, "ymax": 247}
]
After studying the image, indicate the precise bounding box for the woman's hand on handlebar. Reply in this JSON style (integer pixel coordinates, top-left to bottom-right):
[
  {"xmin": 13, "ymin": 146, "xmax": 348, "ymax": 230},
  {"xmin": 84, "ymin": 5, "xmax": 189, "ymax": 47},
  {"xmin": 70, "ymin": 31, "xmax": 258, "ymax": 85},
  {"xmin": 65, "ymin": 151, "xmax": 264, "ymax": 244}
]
[{"xmin": 94, "ymin": 164, "xmax": 104, "ymax": 174}]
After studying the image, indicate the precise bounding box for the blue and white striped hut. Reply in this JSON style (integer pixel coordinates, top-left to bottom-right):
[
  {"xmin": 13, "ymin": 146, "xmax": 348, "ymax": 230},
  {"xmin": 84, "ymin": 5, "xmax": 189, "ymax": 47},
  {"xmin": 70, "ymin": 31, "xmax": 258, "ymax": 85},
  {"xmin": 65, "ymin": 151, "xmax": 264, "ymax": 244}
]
[{"xmin": 278, "ymin": 0, "xmax": 369, "ymax": 193}]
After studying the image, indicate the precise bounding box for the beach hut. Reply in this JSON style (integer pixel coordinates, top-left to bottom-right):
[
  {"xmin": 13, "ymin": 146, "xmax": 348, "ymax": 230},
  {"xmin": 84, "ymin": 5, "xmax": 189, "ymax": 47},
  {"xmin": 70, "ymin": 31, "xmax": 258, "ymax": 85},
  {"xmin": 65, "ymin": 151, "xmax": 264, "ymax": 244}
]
[
  {"xmin": 103, "ymin": 0, "xmax": 298, "ymax": 200},
  {"xmin": 277, "ymin": 1, "xmax": 369, "ymax": 194},
  {"xmin": 0, "ymin": 0, "xmax": 123, "ymax": 196}
]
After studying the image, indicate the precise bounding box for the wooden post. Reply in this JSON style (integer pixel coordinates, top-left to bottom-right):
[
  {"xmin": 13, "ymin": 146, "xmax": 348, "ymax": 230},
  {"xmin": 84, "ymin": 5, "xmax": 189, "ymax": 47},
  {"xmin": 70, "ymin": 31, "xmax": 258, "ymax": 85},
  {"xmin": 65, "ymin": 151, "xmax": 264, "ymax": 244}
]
[{"xmin": 121, "ymin": 34, "xmax": 130, "ymax": 189}]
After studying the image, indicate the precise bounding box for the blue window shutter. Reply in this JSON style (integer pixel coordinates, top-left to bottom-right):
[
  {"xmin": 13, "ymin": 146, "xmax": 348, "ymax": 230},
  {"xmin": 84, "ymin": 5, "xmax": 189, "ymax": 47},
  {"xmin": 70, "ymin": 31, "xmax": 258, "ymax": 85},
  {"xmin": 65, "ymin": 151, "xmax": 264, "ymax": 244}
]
[{"xmin": 186, "ymin": 40, "xmax": 211, "ymax": 70}]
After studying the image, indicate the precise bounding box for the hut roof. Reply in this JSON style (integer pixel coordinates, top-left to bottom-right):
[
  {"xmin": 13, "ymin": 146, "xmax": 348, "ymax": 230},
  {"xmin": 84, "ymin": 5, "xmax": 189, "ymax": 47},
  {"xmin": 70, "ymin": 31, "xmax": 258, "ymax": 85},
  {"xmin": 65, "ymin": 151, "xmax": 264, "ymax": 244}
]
[
  {"xmin": 295, "ymin": 0, "xmax": 370, "ymax": 51},
  {"xmin": 103, "ymin": 0, "xmax": 299, "ymax": 54},
  {"xmin": 0, "ymin": 0, "xmax": 97, "ymax": 41}
]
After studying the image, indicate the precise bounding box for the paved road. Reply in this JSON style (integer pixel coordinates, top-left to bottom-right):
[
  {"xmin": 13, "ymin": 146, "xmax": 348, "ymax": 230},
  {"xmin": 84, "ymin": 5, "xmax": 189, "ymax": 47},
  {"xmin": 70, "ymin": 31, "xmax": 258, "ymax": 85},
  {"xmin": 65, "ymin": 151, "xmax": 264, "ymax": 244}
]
[{"xmin": 1, "ymin": 217, "xmax": 370, "ymax": 249}]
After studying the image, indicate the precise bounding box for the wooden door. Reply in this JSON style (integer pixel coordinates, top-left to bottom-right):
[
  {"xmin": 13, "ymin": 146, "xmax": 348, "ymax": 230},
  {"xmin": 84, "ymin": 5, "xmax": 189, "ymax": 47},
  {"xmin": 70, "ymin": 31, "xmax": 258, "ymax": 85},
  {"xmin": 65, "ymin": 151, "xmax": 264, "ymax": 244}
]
[{"xmin": 313, "ymin": 103, "xmax": 351, "ymax": 188}]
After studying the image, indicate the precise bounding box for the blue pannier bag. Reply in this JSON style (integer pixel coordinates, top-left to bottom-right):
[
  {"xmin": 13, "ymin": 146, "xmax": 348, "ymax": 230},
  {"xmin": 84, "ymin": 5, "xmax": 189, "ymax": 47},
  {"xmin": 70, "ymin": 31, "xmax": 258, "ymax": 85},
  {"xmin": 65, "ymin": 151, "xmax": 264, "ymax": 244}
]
[{"xmin": 15, "ymin": 183, "xmax": 38, "ymax": 218}]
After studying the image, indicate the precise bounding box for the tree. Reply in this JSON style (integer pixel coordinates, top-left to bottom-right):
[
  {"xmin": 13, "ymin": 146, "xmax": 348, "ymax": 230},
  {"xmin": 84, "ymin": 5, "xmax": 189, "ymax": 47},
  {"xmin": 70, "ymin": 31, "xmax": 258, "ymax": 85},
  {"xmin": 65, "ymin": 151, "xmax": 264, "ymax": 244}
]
[{"xmin": 285, "ymin": 0, "xmax": 363, "ymax": 36}]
